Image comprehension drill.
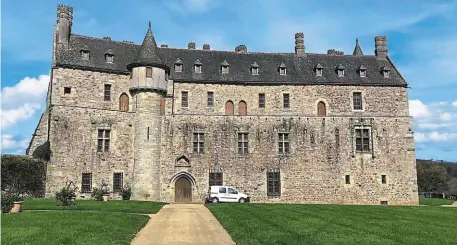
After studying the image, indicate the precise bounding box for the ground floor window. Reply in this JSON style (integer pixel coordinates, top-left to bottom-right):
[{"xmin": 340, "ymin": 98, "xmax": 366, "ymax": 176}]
[
  {"xmin": 113, "ymin": 172, "xmax": 123, "ymax": 192},
  {"xmin": 81, "ymin": 173, "xmax": 92, "ymax": 193},
  {"xmin": 209, "ymin": 172, "xmax": 223, "ymax": 186},
  {"xmin": 267, "ymin": 170, "xmax": 280, "ymax": 197}
]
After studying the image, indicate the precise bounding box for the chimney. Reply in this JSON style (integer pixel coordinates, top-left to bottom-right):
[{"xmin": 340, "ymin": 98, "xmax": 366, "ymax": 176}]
[
  {"xmin": 103, "ymin": 36, "xmax": 111, "ymax": 41},
  {"xmin": 161, "ymin": 44, "xmax": 168, "ymax": 48},
  {"xmin": 57, "ymin": 4, "xmax": 73, "ymax": 45},
  {"xmin": 295, "ymin": 32, "xmax": 305, "ymax": 56},
  {"xmin": 203, "ymin": 44, "xmax": 210, "ymax": 50},
  {"xmin": 375, "ymin": 36, "xmax": 388, "ymax": 59},
  {"xmin": 235, "ymin": 45, "xmax": 247, "ymax": 53},
  {"xmin": 188, "ymin": 42, "xmax": 196, "ymax": 49},
  {"xmin": 327, "ymin": 49, "xmax": 336, "ymax": 55},
  {"xmin": 335, "ymin": 50, "xmax": 344, "ymax": 55}
]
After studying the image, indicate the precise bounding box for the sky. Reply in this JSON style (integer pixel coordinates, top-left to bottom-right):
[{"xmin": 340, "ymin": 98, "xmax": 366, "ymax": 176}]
[{"xmin": 1, "ymin": 0, "xmax": 457, "ymax": 161}]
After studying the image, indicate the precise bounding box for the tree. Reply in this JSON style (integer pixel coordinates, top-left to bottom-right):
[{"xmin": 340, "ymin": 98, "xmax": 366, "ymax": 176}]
[{"xmin": 417, "ymin": 162, "xmax": 449, "ymax": 193}]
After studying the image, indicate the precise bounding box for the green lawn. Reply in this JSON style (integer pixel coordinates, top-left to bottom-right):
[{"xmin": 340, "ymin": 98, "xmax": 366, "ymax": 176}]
[
  {"xmin": 22, "ymin": 198, "xmax": 166, "ymax": 213},
  {"xmin": 1, "ymin": 211, "xmax": 149, "ymax": 245},
  {"xmin": 419, "ymin": 197, "xmax": 455, "ymax": 206},
  {"xmin": 207, "ymin": 204, "xmax": 457, "ymax": 245}
]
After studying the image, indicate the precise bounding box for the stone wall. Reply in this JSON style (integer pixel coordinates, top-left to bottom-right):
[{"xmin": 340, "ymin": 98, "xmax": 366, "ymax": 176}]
[{"xmin": 159, "ymin": 115, "xmax": 418, "ymax": 205}]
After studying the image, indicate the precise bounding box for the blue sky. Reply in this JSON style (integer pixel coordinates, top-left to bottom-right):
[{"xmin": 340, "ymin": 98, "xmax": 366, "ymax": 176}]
[{"xmin": 1, "ymin": 0, "xmax": 457, "ymax": 161}]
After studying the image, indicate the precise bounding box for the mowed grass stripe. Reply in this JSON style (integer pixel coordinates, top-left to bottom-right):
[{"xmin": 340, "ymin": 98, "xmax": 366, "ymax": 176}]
[{"xmin": 207, "ymin": 204, "xmax": 457, "ymax": 245}]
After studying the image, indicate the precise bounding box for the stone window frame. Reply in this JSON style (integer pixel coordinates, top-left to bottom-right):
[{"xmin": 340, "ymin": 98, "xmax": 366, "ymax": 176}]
[
  {"xmin": 258, "ymin": 93, "xmax": 265, "ymax": 108},
  {"xmin": 343, "ymin": 172, "xmax": 354, "ymax": 187},
  {"xmin": 359, "ymin": 70, "xmax": 367, "ymax": 78},
  {"xmin": 221, "ymin": 65, "xmax": 229, "ymax": 74},
  {"xmin": 81, "ymin": 172, "xmax": 92, "ymax": 193},
  {"xmin": 194, "ymin": 64, "xmax": 202, "ymax": 73},
  {"xmin": 63, "ymin": 86, "xmax": 72, "ymax": 95},
  {"xmin": 379, "ymin": 173, "xmax": 389, "ymax": 185},
  {"xmin": 316, "ymin": 68, "xmax": 323, "ymax": 76},
  {"xmin": 192, "ymin": 132, "xmax": 205, "ymax": 154},
  {"xmin": 103, "ymin": 83, "xmax": 112, "ymax": 101},
  {"xmin": 97, "ymin": 128, "xmax": 111, "ymax": 153},
  {"xmin": 352, "ymin": 125, "xmax": 373, "ymax": 154},
  {"xmin": 337, "ymin": 69, "xmax": 345, "ymax": 77},
  {"xmin": 267, "ymin": 168, "xmax": 281, "ymax": 197},
  {"xmin": 174, "ymin": 63, "xmax": 183, "ymax": 73},
  {"xmin": 181, "ymin": 90, "xmax": 189, "ymax": 108},
  {"xmin": 112, "ymin": 172, "xmax": 123, "ymax": 192},
  {"xmin": 209, "ymin": 169, "xmax": 223, "ymax": 186},
  {"xmin": 279, "ymin": 67, "xmax": 287, "ymax": 76},
  {"xmin": 351, "ymin": 90, "xmax": 365, "ymax": 111},
  {"xmin": 237, "ymin": 132, "xmax": 249, "ymax": 155},
  {"xmin": 207, "ymin": 91, "xmax": 214, "ymax": 107},
  {"xmin": 278, "ymin": 132, "xmax": 290, "ymax": 154},
  {"xmin": 282, "ymin": 92, "xmax": 290, "ymax": 109},
  {"xmin": 383, "ymin": 70, "xmax": 390, "ymax": 78}
]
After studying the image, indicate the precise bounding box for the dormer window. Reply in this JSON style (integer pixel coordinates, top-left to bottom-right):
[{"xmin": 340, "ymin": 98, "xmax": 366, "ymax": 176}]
[
  {"xmin": 81, "ymin": 50, "xmax": 90, "ymax": 60},
  {"xmin": 251, "ymin": 62, "xmax": 259, "ymax": 75},
  {"xmin": 105, "ymin": 49, "xmax": 114, "ymax": 63},
  {"xmin": 315, "ymin": 63, "xmax": 323, "ymax": 76},
  {"xmin": 174, "ymin": 58, "xmax": 183, "ymax": 72},
  {"xmin": 358, "ymin": 65, "xmax": 367, "ymax": 77},
  {"xmin": 336, "ymin": 64, "xmax": 345, "ymax": 77},
  {"xmin": 279, "ymin": 62, "xmax": 287, "ymax": 75},
  {"xmin": 381, "ymin": 65, "xmax": 391, "ymax": 78},
  {"xmin": 194, "ymin": 59, "xmax": 202, "ymax": 73},
  {"xmin": 221, "ymin": 60, "xmax": 229, "ymax": 74}
]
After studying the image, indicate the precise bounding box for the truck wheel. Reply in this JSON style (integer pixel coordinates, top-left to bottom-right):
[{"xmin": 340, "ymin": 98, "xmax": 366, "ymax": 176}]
[
  {"xmin": 212, "ymin": 197, "xmax": 219, "ymax": 204},
  {"xmin": 239, "ymin": 198, "xmax": 246, "ymax": 203}
]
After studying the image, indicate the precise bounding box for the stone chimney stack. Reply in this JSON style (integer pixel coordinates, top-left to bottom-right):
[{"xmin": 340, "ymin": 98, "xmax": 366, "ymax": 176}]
[
  {"xmin": 160, "ymin": 44, "xmax": 168, "ymax": 48},
  {"xmin": 188, "ymin": 42, "xmax": 196, "ymax": 49},
  {"xmin": 294, "ymin": 32, "xmax": 305, "ymax": 56},
  {"xmin": 375, "ymin": 36, "xmax": 388, "ymax": 59},
  {"xmin": 57, "ymin": 4, "xmax": 73, "ymax": 45},
  {"xmin": 235, "ymin": 45, "xmax": 247, "ymax": 53},
  {"xmin": 203, "ymin": 44, "xmax": 210, "ymax": 50}
]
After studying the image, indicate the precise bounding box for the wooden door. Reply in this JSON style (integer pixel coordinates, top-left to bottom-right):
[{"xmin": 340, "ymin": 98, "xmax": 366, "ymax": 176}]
[{"xmin": 175, "ymin": 177, "xmax": 192, "ymax": 203}]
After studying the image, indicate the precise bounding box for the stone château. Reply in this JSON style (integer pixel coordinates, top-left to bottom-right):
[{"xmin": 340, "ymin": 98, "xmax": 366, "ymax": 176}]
[{"xmin": 27, "ymin": 5, "xmax": 419, "ymax": 205}]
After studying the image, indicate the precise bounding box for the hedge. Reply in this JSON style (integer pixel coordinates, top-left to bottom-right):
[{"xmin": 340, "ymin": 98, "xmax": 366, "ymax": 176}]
[{"xmin": 1, "ymin": 154, "xmax": 47, "ymax": 197}]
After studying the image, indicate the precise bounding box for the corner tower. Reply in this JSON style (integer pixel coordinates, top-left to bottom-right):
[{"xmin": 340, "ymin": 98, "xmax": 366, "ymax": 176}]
[{"xmin": 128, "ymin": 22, "xmax": 169, "ymax": 201}]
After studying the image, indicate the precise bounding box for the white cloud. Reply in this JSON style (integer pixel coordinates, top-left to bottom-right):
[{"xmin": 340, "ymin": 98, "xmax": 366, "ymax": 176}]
[
  {"xmin": 415, "ymin": 132, "xmax": 457, "ymax": 143},
  {"xmin": 1, "ymin": 103, "xmax": 41, "ymax": 129},
  {"xmin": 439, "ymin": 112, "xmax": 452, "ymax": 121},
  {"xmin": 1, "ymin": 134, "xmax": 30, "ymax": 150},
  {"xmin": 452, "ymin": 100, "xmax": 457, "ymax": 107},
  {"xmin": 409, "ymin": 99, "xmax": 430, "ymax": 118}
]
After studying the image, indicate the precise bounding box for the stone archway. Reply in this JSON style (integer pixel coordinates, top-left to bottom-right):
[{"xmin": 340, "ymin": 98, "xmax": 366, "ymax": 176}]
[{"xmin": 175, "ymin": 176, "xmax": 192, "ymax": 203}]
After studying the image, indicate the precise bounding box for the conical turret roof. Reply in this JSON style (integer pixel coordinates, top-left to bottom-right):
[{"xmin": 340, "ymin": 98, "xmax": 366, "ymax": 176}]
[
  {"xmin": 127, "ymin": 22, "xmax": 169, "ymax": 71},
  {"xmin": 353, "ymin": 38, "xmax": 364, "ymax": 56}
]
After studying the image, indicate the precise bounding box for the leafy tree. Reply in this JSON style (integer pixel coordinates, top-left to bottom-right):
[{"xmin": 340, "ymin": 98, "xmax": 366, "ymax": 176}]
[{"xmin": 417, "ymin": 162, "xmax": 450, "ymax": 193}]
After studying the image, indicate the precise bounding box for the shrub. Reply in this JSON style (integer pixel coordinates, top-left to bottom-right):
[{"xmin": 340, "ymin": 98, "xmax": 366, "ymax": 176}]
[
  {"xmin": 1, "ymin": 190, "xmax": 23, "ymax": 213},
  {"xmin": 91, "ymin": 188, "xmax": 104, "ymax": 201},
  {"xmin": 1, "ymin": 155, "xmax": 46, "ymax": 197},
  {"xmin": 55, "ymin": 188, "xmax": 76, "ymax": 206},
  {"xmin": 120, "ymin": 184, "xmax": 132, "ymax": 200}
]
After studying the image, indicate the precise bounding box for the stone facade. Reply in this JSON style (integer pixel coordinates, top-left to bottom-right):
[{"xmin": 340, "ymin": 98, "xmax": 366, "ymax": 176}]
[{"xmin": 27, "ymin": 4, "xmax": 418, "ymax": 205}]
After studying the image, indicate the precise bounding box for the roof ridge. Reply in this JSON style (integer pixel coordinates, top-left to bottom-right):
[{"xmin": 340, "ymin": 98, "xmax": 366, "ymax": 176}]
[{"xmin": 71, "ymin": 33, "xmax": 139, "ymax": 45}]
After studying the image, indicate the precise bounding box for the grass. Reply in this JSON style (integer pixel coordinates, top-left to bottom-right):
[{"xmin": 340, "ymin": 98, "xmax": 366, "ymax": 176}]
[
  {"xmin": 207, "ymin": 203, "xmax": 457, "ymax": 245},
  {"xmin": 1, "ymin": 211, "xmax": 149, "ymax": 245},
  {"xmin": 419, "ymin": 197, "xmax": 455, "ymax": 206},
  {"xmin": 22, "ymin": 198, "xmax": 167, "ymax": 213}
]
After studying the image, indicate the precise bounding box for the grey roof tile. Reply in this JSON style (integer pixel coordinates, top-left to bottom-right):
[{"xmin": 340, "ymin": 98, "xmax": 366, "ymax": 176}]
[{"xmin": 336, "ymin": 64, "xmax": 345, "ymax": 70}]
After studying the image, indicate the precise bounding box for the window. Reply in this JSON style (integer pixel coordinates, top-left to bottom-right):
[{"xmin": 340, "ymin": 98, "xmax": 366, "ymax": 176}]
[
  {"xmin": 383, "ymin": 70, "xmax": 390, "ymax": 78},
  {"xmin": 353, "ymin": 92, "xmax": 363, "ymax": 110},
  {"xmin": 81, "ymin": 50, "xmax": 90, "ymax": 60},
  {"xmin": 105, "ymin": 54, "xmax": 114, "ymax": 63},
  {"xmin": 251, "ymin": 67, "xmax": 259, "ymax": 75},
  {"xmin": 193, "ymin": 133, "xmax": 204, "ymax": 153},
  {"xmin": 81, "ymin": 173, "xmax": 92, "ymax": 193},
  {"xmin": 207, "ymin": 92, "xmax": 214, "ymax": 107},
  {"xmin": 267, "ymin": 170, "xmax": 280, "ymax": 197},
  {"xmin": 209, "ymin": 172, "xmax": 223, "ymax": 186},
  {"xmin": 181, "ymin": 91, "xmax": 188, "ymax": 108},
  {"xmin": 345, "ymin": 175, "xmax": 351, "ymax": 184},
  {"xmin": 175, "ymin": 64, "xmax": 182, "ymax": 72},
  {"xmin": 219, "ymin": 187, "xmax": 226, "ymax": 193},
  {"xmin": 283, "ymin": 93, "xmax": 290, "ymax": 109},
  {"xmin": 380, "ymin": 201, "xmax": 388, "ymax": 205},
  {"xmin": 238, "ymin": 101, "xmax": 247, "ymax": 115},
  {"xmin": 146, "ymin": 67, "xmax": 153, "ymax": 78},
  {"xmin": 113, "ymin": 173, "xmax": 123, "ymax": 192},
  {"xmin": 317, "ymin": 101, "xmax": 326, "ymax": 116},
  {"xmin": 238, "ymin": 133, "xmax": 249, "ymax": 154},
  {"xmin": 228, "ymin": 188, "xmax": 238, "ymax": 194},
  {"xmin": 338, "ymin": 69, "xmax": 345, "ymax": 77},
  {"xmin": 194, "ymin": 64, "xmax": 202, "ymax": 73},
  {"xmin": 225, "ymin": 101, "xmax": 234, "ymax": 115},
  {"xmin": 119, "ymin": 93, "xmax": 129, "ymax": 111},
  {"xmin": 97, "ymin": 129, "xmax": 111, "ymax": 152},
  {"xmin": 360, "ymin": 70, "xmax": 366, "ymax": 77},
  {"xmin": 279, "ymin": 67, "xmax": 286, "ymax": 75},
  {"xmin": 355, "ymin": 128, "xmax": 370, "ymax": 152},
  {"xmin": 104, "ymin": 84, "xmax": 111, "ymax": 101},
  {"xmin": 278, "ymin": 133, "xmax": 290, "ymax": 154},
  {"xmin": 222, "ymin": 66, "xmax": 229, "ymax": 74},
  {"xmin": 258, "ymin": 94, "xmax": 265, "ymax": 108},
  {"xmin": 64, "ymin": 87, "xmax": 71, "ymax": 95},
  {"xmin": 316, "ymin": 68, "xmax": 323, "ymax": 76},
  {"xmin": 381, "ymin": 175, "xmax": 387, "ymax": 184}
]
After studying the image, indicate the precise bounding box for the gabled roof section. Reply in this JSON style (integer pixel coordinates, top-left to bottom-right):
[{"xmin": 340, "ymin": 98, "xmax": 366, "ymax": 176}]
[
  {"xmin": 353, "ymin": 38, "xmax": 363, "ymax": 56},
  {"xmin": 336, "ymin": 64, "xmax": 345, "ymax": 70},
  {"xmin": 174, "ymin": 58, "xmax": 183, "ymax": 64},
  {"xmin": 315, "ymin": 63, "xmax": 323, "ymax": 69},
  {"xmin": 279, "ymin": 62, "xmax": 287, "ymax": 68},
  {"xmin": 251, "ymin": 62, "xmax": 259, "ymax": 68},
  {"xmin": 358, "ymin": 64, "xmax": 367, "ymax": 70},
  {"xmin": 127, "ymin": 22, "xmax": 169, "ymax": 71},
  {"xmin": 221, "ymin": 60, "xmax": 230, "ymax": 66}
]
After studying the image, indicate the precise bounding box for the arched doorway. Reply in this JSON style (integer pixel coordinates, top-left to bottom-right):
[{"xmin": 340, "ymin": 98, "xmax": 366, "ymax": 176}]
[{"xmin": 175, "ymin": 177, "xmax": 192, "ymax": 203}]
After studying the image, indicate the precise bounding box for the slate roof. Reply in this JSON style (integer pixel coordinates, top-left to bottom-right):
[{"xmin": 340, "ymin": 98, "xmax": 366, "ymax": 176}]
[{"xmin": 55, "ymin": 33, "xmax": 407, "ymax": 87}]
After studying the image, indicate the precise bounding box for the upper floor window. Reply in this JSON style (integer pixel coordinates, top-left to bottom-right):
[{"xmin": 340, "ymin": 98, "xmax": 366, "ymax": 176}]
[
  {"xmin": 119, "ymin": 93, "xmax": 129, "ymax": 111},
  {"xmin": 146, "ymin": 67, "xmax": 152, "ymax": 78},
  {"xmin": 225, "ymin": 100, "xmax": 234, "ymax": 115},
  {"xmin": 381, "ymin": 66, "xmax": 391, "ymax": 78},
  {"xmin": 359, "ymin": 65, "xmax": 367, "ymax": 77},
  {"xmin": 97, "ymin": 129, "xmax": 110, "ymax": 152},
  {"xmin": 113, "ymin": 173, "xmax": 123, "ymax": 192},
  {"xmin": 105, "ymin": 54, "xmax": 114, "ymax": 63},
  {"xmin": 104, "ymin": 84, "xmax": 111, "ymax": 101},
  {"xmin": 221, "ymin": 60, "xmax": 229, "ymax": 74},
  {"xmin": 315, "ymin": 63, "xmax": 323, "ymax": 76},
  {"xmin": 193, "ymin": 133, "xmax": 204, "ymax": 153},
  {"xmin": 317, "ymin": 101, "xmax": 326, "ymax": 116},
  {"xmin": 279, "ymin": 62, "xmax": 287, "ymax": 75},
  {"xmin": 258, "ymin": 93, "xmax": 265, "ymax": 108},
  {"xmin": 64, "ymin": 87, "xmax": 71, "ymax": 95},
  {"xmin": 81, "ymin": 173, "xmax": 92, "ymax": 193},
  {"xmin": 207, "ymin": 92, "xmax": 214, "ymax": 107},
  {"xmin": 194, "ymin": 59, "xmax": 202, "ymax": 73},
  {"xmin": 238, "ymin": 101, "xmax": 247, "ymax": 115},
  {"xmin": 81, "ymin": 50, "xmax": 90, "ymax": 60},
  {"xmin": 251, "ymin": 62, "xmax": 259, "ymax": 75},
  {"xmin": 267, "ymin": 170, "xmax": 280, "ymax": 197},
  {"xmin": 353, "ymin": 92, "xmax": 363, "ymax": 110},
  {"xmin": 283, "ymin": 93, "xmax": 290, "ymax": 109},
  {"xmin": 181, "ymin": 91, "xmax": 188, "ymax": 108},
  {"xmin": 337, "ymin": 64, "xmax": 345, "ymax": 77},
  {"xmin": 278, "ymin": 133, "xmax": 290, "ymax": 154},
  {"xmin": 175, "ymin": 58, "xmax": 183, "ymax": 72},
  {"xmin": 238, "ymin": 133, "xmax": 249, "ymax": 154},
  {"xmin": 355, "ymin": 128, "xmax": 370, "ymax": 152}
]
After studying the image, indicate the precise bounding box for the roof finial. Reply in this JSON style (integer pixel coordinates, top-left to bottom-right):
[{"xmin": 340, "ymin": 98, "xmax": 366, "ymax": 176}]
[
  {"xmin": 353, "ymin": 38, "xmax": 363, "ymax": 56},
  {"xmin": 148, "ymin": 21, "xmax": 151, "ymax": 30},
  {"xmin": 356, "ymin": 38, "xmax": 359, "ymax": 44}
]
